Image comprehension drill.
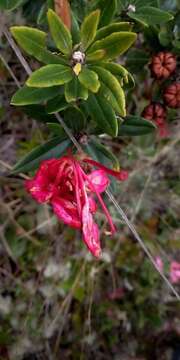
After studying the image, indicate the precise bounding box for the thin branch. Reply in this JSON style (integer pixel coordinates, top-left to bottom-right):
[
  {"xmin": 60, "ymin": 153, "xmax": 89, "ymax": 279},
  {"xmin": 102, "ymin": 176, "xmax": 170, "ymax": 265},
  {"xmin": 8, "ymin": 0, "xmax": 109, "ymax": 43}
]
[
  {"xmin": 106, "ymin": 189, "xmax": 180, "ymax": 301},
  {"xmin": 0, "ymin": 52, "xmax": 21, "ymax": 88}
]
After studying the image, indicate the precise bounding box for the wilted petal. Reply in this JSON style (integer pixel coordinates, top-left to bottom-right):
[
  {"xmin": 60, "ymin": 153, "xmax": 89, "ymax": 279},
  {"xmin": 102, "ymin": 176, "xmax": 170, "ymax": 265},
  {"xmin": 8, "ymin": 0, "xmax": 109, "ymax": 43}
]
[
  {"xmin": 88, "ymin": 170, "xmax": 109, "ymax": 193},
  {"xmin": 52, "ymin": 197, "xmax": 81, "ymax": 229},
  {"xmin": 82, "ymin": 201, "xmax": 101, "ymax": 258}
]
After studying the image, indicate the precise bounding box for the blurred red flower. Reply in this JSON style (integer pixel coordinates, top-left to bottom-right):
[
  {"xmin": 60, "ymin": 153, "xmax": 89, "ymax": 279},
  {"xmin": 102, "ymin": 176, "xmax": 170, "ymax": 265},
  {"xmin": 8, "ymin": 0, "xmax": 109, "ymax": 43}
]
[{"xmin": 170, "ymin": 261, "xmax": 180, "ymax": 284}]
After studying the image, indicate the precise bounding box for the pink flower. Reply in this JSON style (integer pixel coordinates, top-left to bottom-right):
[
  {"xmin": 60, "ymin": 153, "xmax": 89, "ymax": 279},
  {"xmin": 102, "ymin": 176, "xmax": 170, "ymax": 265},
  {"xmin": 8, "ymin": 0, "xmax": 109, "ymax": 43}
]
[
  {"xmin": 170, "ymin": 261, "xmax": 180, "ymax": 284},
  {"xmin": 155, "ymin": 256, "xmax": 164, "ymax": 272},
  {"xmin": 25, "ymin": 152, "xmax": 128, "ymax": 258}
]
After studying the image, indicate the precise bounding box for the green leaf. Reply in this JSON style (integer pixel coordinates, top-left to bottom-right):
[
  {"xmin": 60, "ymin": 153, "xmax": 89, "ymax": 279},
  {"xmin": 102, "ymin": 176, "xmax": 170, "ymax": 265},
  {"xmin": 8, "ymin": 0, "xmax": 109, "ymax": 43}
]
[
  {"xmin": 22, "ymin": 105, "xmax": 56, "ymax": 123},
  {"xmin": 81, "ymin": 10, "xmax": 100, "ymax": 50},
  {"xmin": 11, "ymin": 86, "xmax": 61, "ymax": 106},
  {"xmin": 64, "ymin": 106, "xmax": 87, "ymax": 133},
  {"xmin": 65, "ymin": 77, "xmax": 88, "ymax": 102},
  {"xmin": 0, "ymin": 0, "xmax": 23, "ymax": 10},
  {"xmin": 86, "ymin": 94, "xmax": 118, "ymax": 136},
  {"xmin": 13, "ymin": 137, "xmax": 71, "ymax": 173},
  {"xmin": 99, "ymin": 83, "xmax": 121, "ymax": 114},
  {"xmin": 26, "ymin": 65, "xmax": 73, "ymax": 88},
  {"xmin": 47, "ymin": 106, "xmax": 86, "ymax": 134},
  {"xmin": 86, "ymin": 50, "xmax": 106, "ymax": 62},
  {"xmin": 101, "ymin": 62, "xmax": 129, "ymax": 82},
  {"xmin": 119, "ymin": 115, "xmax": 156, "ymax": 136},
  {"xmin": 47, "ymin": 9, "xmax": 72, "ymax": 55},
  {"xmin": 128, "ymin": 7, "xmax": 173, "ymax": 26},
  {"xmin": 126, "ymin": 49, "xmax": 150, "ymax": 73},
  {"xmin": 90, "ymin": 139, "xmax": 120, "ymax": 169},
  {"xmin": 78, "ymin": 68, "xmax": 100, "ymax": 93},
  {"xmin": 10, "ymin": 26, "xmax": 66, "ymax": 65},
  {"xmin": 87, "ymin": 32, "xmax": 137, "ymax": 61},
  {"xmin": 71, "ymin": 11, "xmax": 81, "ymax": 44},
  {"xmin": 158, "ymin": 27, "xmax": 172, "ymax": 47},
  {"xmin": 47, "ymin": 123, "xmax": 64, "ymax": 136},
  {"xmin": 46, "ymin": 95, "xmax": 69, "ymax": 114},
  {"xmin": 91, "ymin": 66, "xmax": 126, "ymax": 116},
  {"xmin": 92, "ymin": 0, "xmax": 117, "ymax": 27},
  {"xmin": 95, "ymin": 22, "xmax": 132, "ymax": 41}
]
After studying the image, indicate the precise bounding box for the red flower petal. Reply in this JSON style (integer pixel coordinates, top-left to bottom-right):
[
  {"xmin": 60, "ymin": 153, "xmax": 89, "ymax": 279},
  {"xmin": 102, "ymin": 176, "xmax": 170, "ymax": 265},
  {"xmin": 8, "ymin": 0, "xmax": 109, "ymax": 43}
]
[
  {"xmin": 84, "ymin": 159, "xmax": 128, "ymax": 182},
  {"xmin": 88, "ymin": 170, "xmax": 110, "ymax": 193},
  {"xmin": 82, "ymin": 201, "xmax": 101, "ymax": 258},
  {"xmin": 25, "ymin": 159, "xmax": 61, "ymax": 203},
  {"xmin": 88, "ymin": 197, "xmax": 97, "ymax": 214},
  {"xmin": 52, "ymin": 197, "xmax": 81, "ymax": 229}
]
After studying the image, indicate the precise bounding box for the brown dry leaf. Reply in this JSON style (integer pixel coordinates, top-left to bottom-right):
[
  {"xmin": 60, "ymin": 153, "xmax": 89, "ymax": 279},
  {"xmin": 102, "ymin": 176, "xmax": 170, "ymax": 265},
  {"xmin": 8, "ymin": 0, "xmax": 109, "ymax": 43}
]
[{"xmin": 54, "ymin": 0, "xmax": 71, "ymax": 30}]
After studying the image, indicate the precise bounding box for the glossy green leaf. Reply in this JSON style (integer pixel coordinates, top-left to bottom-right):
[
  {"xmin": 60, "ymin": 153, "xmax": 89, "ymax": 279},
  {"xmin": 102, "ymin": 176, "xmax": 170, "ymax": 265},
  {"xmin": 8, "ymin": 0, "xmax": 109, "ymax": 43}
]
[
  {"xmin": 90, "ymin": 139, "xmax": 120, "ymax": 169},
  {"xmin": 81, "ymin": 10, "xmax": 100, "ymax": 50},
  {"xmin": 92, "ymin": 0, "xmax": 117, "ymax": 27},
  {"xmin": 95, "ymin": 22, "xmax": 132, "ymax": 41},
  {"xmin": 71, "ymin": 11, "xmax": 81, "ymax": 44},
  {"xmin": 78, "ymin": 68, "xmax": 100, "ymax": 93},
  {"xmin": 0, "ymin": 0, "xmax": 23, "ymax": 10},
  {"xmin": 10, "ymin": 27, "xmax": 66, "ymax": 65},
  {"xmin": 119, "ymin": 115, "xmax": 156, "ymax": 136},
  {"xmin": 48, "ymin": 106, "xmax": 86, "ymax": 134},
  {"xmin": 47, "ymin": 123, "xmax": 64, "ymax": 136},
  {"xmin": 65, "ymin": 77, "xmax": 88, "ymax": 102},
  {"xmin": 13, "ymin": 137, "xmax": 71, "ymax": 173},
  {"xmin": 101, "ymin": 62, "xmax": 129, "ymax": 81},
  {"xmin": 128, "ymin": 7, "xmax": 173, "ymax": 26},
  {"xmin": 23, "ymin": 105, "xmax": 56, "ymax": 123},
  {"xmin": 86, "ymin": 94, "xmax": 118, "ymax": 136},
  {"xmin": 99, "ymin": 84, "xmax": 121, "ymax": 114},
  {"xmin": 91, "ymin": 66, "xmax": 126, "ymax": 116},
  {"xmin": 26, "ymin": 65, "xmax": 73, "ymax": 88},
  {"xmin": 86, "ymin": 50, "xmax": 105, "ymax": 62},
  {"xmin": 64, "ymin": 106, "xmax": 86, "ymax": 133},
  {"xmin": 46, "ymin": 95, "xmax": 69, "ymax": 114},
  {"xmin": 126, "ymin": 49, "xmax": 150, "ymax": 73},
  {"xmin": 87, "ymin": 32, "xmax": 137, "ymax": 61},
  {"xmin": 11, "ymin": 86, "xmax": 61, "ymax": 106},
  {"xmin": 47, "ymin": 9, "xmax": 72, "ymax": 55}
]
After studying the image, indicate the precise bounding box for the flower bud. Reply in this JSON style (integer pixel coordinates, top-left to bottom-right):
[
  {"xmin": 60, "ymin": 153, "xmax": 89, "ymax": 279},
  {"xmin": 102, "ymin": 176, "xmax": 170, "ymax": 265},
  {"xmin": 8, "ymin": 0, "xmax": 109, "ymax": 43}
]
[
  {"xmin": 142, "ymin": 103, "xmax": 166, "ymax": 123},
  {"xmin": 164, "ymin": 82, "xmax": 180, "ymax": 108},
  {"xmin": 142, "ymin": 103, "xmax": 169, "ymax": 138},
  {"xmin": 150, "ymin": 52, "xmax": 176, "ymax": 79}
]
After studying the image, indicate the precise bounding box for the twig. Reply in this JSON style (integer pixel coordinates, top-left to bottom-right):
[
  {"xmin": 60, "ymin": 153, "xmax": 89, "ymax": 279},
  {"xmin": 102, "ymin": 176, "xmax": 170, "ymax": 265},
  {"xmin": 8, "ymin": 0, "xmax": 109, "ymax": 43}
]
[{"xmin": 0, "ymin": 52, "xmax": 21, "ymax": 88}]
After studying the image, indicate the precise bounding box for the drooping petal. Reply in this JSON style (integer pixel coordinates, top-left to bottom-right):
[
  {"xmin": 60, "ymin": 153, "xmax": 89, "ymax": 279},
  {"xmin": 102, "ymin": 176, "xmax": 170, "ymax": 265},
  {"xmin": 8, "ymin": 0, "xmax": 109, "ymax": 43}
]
[
  {"xmin": 80, "ymin": 167, "xmax": 116, "ymax": 234},
  {"xmin": 88, "ymin": 170, "xmax": 110, "ymax": 193},
  {"xmin": 82, "ymin": 200, "xmax": 101, "ymax": 258},
  {"xmin": 52, "ymin": 197, "xmax": 81, "ymax": 229}
]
